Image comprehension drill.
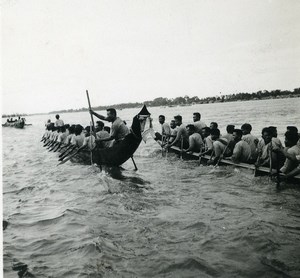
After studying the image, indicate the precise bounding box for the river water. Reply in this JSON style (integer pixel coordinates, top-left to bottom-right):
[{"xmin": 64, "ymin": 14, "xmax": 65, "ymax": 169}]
[{"xmin": 3, "ymin": 98, "xmax": 300, "ymax": 277}]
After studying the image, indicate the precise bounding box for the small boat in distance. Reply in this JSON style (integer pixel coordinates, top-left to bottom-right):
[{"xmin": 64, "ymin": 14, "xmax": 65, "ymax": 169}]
[{"xmin": 2, "ymin": 117, "xmax": 26, "ymax": 129}]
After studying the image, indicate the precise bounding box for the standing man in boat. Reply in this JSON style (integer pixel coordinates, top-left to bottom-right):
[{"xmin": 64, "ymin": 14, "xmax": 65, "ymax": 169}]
[
  {"xmin": 89, "ymin": 108, "xmax": 129, "ymax": 145},
  {"xmin": 55, "ymin": 114, "xmax": 64, "ymax": 127}
]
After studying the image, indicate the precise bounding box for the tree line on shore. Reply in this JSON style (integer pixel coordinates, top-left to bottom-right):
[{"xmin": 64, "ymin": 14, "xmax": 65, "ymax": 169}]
[
  {"xmin": 47, "ymin": 87, "xmax": 299, "ymax": 114},
  {"xmin": 2, "ymin": 113, "xmax": 28, "ymax": 119}
]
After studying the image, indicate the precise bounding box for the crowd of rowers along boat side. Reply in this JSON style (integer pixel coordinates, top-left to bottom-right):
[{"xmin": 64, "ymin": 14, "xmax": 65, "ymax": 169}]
[
  {"xmin": 150, "ymin": 112, "xmax": 300, "ymax": 181},
  {"xmin": 41, "ymin": 109, "xmax": 133, "ymax": 162},
  {"xmin": 41, "ymin": 109, "xmax": 300, "ymax": 179}
]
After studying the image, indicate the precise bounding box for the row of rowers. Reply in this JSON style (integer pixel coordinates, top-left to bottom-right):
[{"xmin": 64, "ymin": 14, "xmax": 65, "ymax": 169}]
[
  {"xmin": 43, "ymin": 109, "xmax": 130, "ymax": 150},
  {"xmin": 151, "ymin": 113, "xmax": 300, "ymax": 178}
]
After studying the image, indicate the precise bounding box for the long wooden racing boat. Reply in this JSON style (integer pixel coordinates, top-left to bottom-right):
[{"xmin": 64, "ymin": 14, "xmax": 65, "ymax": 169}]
[
  {"xmin": 71, "ymin": 105, "xmax": 151, "ymax": 166},
  {"xmin": 2, "ymin": 121, "xmax": 25, "ymax": 129},
  {"xmin": 157, "ymin": 142, "xmax": 300, "ymax": 183}
]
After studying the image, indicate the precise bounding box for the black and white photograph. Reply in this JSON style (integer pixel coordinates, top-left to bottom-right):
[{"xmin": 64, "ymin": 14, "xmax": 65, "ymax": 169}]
[{"xmin": 2, "ymin": 0, "xmax": 300, "ymax": 277}]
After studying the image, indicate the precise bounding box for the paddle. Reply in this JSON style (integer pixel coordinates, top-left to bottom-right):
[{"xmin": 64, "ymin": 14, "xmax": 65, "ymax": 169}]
[
  {"xmin": 198, "ymin": 151, "xmax": 203, "ymax": 166},
  {"xmin": 161, "ymin": 135, "xmax": 167, "ymax": 157},
  {"xmin": 254, "ymin": 153, "xmax": 261, "ymax": 177},
  {"xmin": 59, "ymin": 144, "xmax": 73, "ymax": 158},
  {"xmin": 275, "ymin": 151, "xmax": 281, "ymax": 190},
  {"xmin": 57, "ymin": 148, "xmax": 82, "ymax": 166},
  {"xmin": 180, "ymin": 135, "xmax": 183, "ymax": 160},
  {"xmin": 58, "ymin": 146, "xmax": 77, "ymax": 161},
  {"xmin": 86, "ymin": 90, "xmax": 100, "ymax": 169},
  {"xmin": 269, "ymin": 143, "xmax": 273, "ymax": 178},
  {"xmin": 215, "ymin": 144, "xmax": 229, "ymax": 168}
]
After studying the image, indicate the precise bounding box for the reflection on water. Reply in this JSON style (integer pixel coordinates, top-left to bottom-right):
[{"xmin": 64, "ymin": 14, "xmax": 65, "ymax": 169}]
[{"xmin": 3, "ymin": 98, "xmax": 300, "ymax": 277}]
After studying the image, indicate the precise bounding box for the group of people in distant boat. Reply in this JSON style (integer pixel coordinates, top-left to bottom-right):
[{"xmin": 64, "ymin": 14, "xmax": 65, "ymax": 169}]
[
  {"xmin": 42, "ymin": 110, "xmax": 131, "ymax": 159},
  {"xmin": 5, "ymin": 116, "xmax": 25, "ymax": 124},
  {"xmin": 3, "ymin": 116, "xmax": 26, "ymax": 127},
  {"xmin": 151, "ymin": 112, "xmax": 300, "ymax": 179}
]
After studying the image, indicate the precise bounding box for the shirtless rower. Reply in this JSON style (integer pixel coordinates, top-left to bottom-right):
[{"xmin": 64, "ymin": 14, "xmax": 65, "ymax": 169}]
[
  {"xmin": 193, "ymin": 112, "xmax": 207, "ymax": 134},
  {"xmin": 183, "ymin": 124, "xmax": 203, "ymax": 153},
  {"xmin": 167, "ymin": 115, "xmax": 189, "ymax": 149},
  {"xmin": 229, "ymin": 129, "xmax": 251, "ymax": 163},
  {"xmin": 95, "ymin": 121, "xmax": 111, "ymax": 148},
  {"xmin": 207, "ymin": 128, "xmax": 228, "ymax": 165}
]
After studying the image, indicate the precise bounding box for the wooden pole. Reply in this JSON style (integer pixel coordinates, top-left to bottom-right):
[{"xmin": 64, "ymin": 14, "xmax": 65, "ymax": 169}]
[
  {"xmin": 86, "ymin": 90, "xmax": 100, "ymax": 169},
  {"xmin": 131, "ymin": 156, "xmax": 138, "ymax": 170},
  {"xmin": 86, "ymin": 90, "xmax": 96, "ymax": 138},
  {"xmin": 180, "ymin": 136, "xmax": 183, "ymax": 160}
]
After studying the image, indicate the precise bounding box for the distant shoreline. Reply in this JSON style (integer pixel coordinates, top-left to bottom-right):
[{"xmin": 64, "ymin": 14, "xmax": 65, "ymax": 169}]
[
  {"xmin": 2, "ymin": 88, "xmax": 299, "ymax": 117},
  {"xmin": 47, "ymin": 88, "xmax": 300, "ymax": 114}
]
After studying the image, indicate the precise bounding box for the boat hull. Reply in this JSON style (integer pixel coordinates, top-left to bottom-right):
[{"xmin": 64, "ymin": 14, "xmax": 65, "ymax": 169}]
[
  {"xmin": 160, "ymin": 143, "xmax": 300, "ymax": 183},
  {"xmin": 2, "ymin": 121, "xmax": 25, "ymax": 128},
  {"xmin": 72, "ymin": 133, "xmax": 141, "ymax": 166}
]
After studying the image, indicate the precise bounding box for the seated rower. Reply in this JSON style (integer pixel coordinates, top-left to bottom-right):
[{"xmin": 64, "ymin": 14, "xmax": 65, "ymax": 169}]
[
  {"xmin": 201, "ymin": 127, "xmax": 213, "ymax": 155},
  {"xmin": 90, "ymin": 108, "xmax": 129, "ymax": 145},
  {"xmin": 279, "ymin": 131, "xmax": 300, "ymax": 175},
  {"xmin": 167, "ymin": 115, "xmax": 189, "ymax": 149},
  {"xmin": 286, "ymin": 126, "xmax": 298, "ymax": 134},
  {"xmin": 50, "ymin": 125, "xmax": 67, "ymax": 151},
  {"xmin": 183, "ymin": 124, "xmax": 203, "ymax": 153},
  {"xmin": 241, "ymin": 123, "xmax": 258, "ymax": 161},
  {"xmin": 207, "ymin": 128, "xmax": 228, "ymax": 165},
  {"xmin": 71, "ymin": 125, "xmax": 85, "ymax": 147},
  {"xmin": 282, "ymin": 154, "xmax": 300, "ymax": 179},
  {"xmin": 229, "ymin": 129, "xmax": 251, "ymax": 163},
  {"xmin": 257, "ymin": 127, "xmax": 285, "ymax": 168},
  {"xmin": 210, "ymin": 122, "xmax": 218, "ymax": 130},
  {"xmin": 104, "ymin": 126, "xmax": 111, "ymax": 134},
  {"xmin": 169, "ymin": 120, "xmax": 178, "ymax": 143},
  {"xmin": 154, "ymin": 115, "xmax": 171, "ymax": 142},
  {"xmin": 193, "ymin": 112, "xmax": 207, "ymax": 134},
  {"xmin": 95, "ymin": 121, "xmax": 111, "ymax": 148},
  {"xmin": 222, "ymin": 124, "xmax": 235, "ymax": 143},
  {"xmin": 81, "ymin": 126, "xmax": 96, "ymax": 150}
]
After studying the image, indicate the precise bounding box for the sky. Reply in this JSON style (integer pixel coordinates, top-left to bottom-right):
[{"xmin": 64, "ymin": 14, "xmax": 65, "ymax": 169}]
[{"xmin": 1, "ymin": 0, "xmax": 300, "ymax": 114}]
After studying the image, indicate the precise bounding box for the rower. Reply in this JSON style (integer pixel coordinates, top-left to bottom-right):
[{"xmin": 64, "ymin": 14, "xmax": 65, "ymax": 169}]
[
  {"xmin": 229, "ymin": 129, "xmax": 251, "ymax": 163},
  {"xmin": 157, "ymin": 115, "xmax": 171, "ymax": 142},
  {"xmin": 207, "ymin": 128, "xmax": 228, "ymax": 165},
  {"xmin": 192, "ymin": 112, "xmax": 207, "ymax": 134},
  {"xmin": 169, "ymin": 120, "xmax": 178, "ymax": 143},
  {"xmin": 167, "ymin": 115, "xmax": 189, "ymax": 149},
  {"xmin": 71, "ymin": 125, "xmax": 85, "ymax": 147},
  {"xmin": 201, "ymin": 127, "xmax": 213, "ymax": 155},
  {"xmin": 241, "ymin": 123, "xmax": 258, "ymax": 161},
  {"xmin": 210, "ymin": 122, "xmax": 218, "ymax": 130},
  {"xmin": 95, "ymin": 121, "xmax": 111, "ymax": 148},
  {"xmin": 222, "ymin": 125, "xmax": 235, "ymax": 143},
  {"xmin": 183, "ymin": 124, "xmax": 203, "ymax": 153},
  {"xmin": 279, "ymin": 131, "xmax": 300, "ymax": 175},
  {"xmin": 82, "ymin": 126, "xmax": 96, "ymax": 150},
  {"xmin": 55, "ymin": 114, "xmax": 64, "ymax": 127},
  {"xmin": 89, "ymin": 108, "xmax": 129, "ymax": 145}
]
